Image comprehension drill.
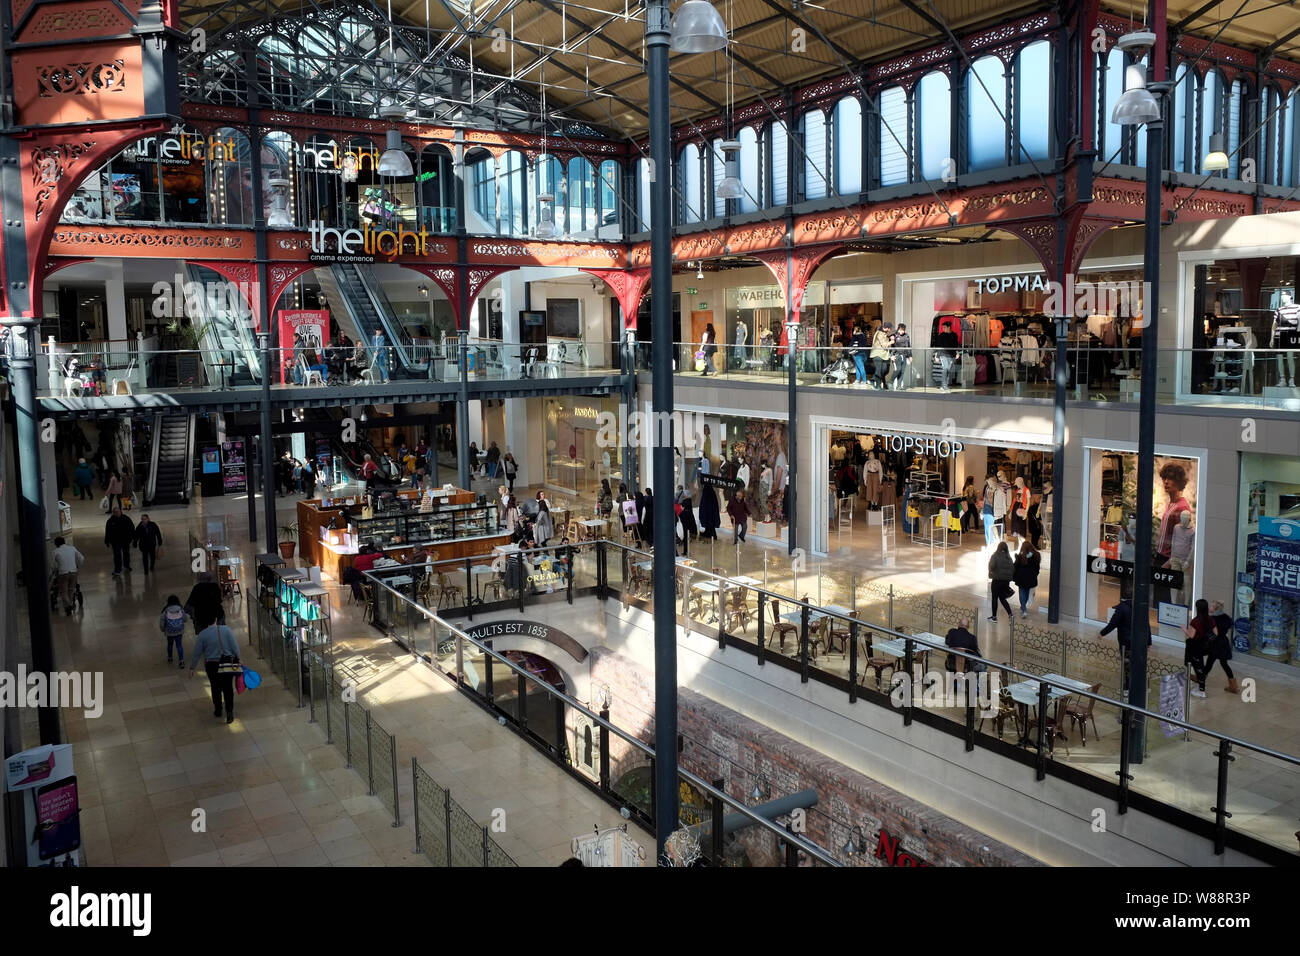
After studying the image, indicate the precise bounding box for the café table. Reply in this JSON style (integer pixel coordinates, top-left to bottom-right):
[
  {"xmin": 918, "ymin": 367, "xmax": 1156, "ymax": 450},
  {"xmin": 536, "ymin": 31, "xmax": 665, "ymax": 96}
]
[
  {"xmin": 1005, "ymin": 673, "xmax": 1088, "ymax": 751},
  {"xmin": 578, "ymin": 518, "xmax": 607, "ymax": 541}
]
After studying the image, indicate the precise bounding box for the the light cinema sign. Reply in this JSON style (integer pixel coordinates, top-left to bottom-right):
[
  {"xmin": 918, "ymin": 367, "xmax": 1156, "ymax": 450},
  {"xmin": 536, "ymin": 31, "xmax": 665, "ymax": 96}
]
[{"xmin": 308, "ymin": 220, "xmax": 436, "ymax": 261}]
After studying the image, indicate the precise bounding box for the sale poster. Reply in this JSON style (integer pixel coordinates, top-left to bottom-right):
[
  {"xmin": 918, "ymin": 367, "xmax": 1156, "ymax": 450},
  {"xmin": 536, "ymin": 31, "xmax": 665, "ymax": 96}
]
[{"xmin": 277, "ymin": 309, "xmax": 329, "ymax": 383}]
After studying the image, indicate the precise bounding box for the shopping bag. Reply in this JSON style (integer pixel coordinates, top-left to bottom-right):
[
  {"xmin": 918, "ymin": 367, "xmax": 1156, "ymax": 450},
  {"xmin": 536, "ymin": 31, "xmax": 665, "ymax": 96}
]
[
  {"xmin": 242, "ymin": 666, "xmax": 261, "ymax": 689},
  {"xmin": 235, "ymin": 673, "xmax": 246, "ymax": 694},
  {"xmin": 100, "ymin": 495, "xmax": 110, "ymax": 513}
]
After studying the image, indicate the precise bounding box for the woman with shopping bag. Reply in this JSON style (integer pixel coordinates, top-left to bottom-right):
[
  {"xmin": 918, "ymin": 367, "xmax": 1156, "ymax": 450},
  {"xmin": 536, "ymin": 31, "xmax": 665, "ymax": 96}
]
[{"xmin": 189, "ymin": 610, "xmax": 241, "ymax": 724}]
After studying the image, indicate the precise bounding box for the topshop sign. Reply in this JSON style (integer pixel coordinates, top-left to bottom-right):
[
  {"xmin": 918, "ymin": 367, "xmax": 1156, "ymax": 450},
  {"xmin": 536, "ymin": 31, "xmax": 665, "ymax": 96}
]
[{"xmin": 876, "ymin": 432, "xmax": 964, "ymax": 458}]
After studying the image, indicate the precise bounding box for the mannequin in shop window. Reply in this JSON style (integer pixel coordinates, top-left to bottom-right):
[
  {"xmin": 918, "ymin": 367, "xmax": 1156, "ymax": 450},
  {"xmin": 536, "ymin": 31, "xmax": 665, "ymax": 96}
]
[
  {"xmin": 981, "ymin": 477, "xmax": 999, "ymax": 547},
  {"xmin": 732, "ymin": 321, "xmax": 748, "ymax": 370},
  {"xmin": 1270, "ymin": 292, "xmax": 1300, "ymax": 387},
  {"xmin": 1009, "ymin": 476, "xmax": 1030, "ymax": 545}
]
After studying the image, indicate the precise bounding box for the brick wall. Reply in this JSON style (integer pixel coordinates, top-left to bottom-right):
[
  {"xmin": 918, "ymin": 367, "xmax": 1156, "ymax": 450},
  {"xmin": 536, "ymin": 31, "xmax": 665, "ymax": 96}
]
[{"xmin": 590, "ymin": 645, "xmax": 1041, "ymax": 867}]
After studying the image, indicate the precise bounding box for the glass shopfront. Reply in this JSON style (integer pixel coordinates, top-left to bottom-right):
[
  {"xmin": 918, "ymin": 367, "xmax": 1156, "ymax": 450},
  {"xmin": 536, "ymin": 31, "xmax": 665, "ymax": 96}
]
[
  {"xmin": 899, "ymin": 264, "xmax": 1144, "ymax": 393},
  {"xmin": 1082, "ymin": 445, "xmax": 1203, "ymax": 629},
  {"xmin": 1182, "ymin": 255, "xmax": 1299, "ymax": 398},
  {"xmin": 722, "ymin": 282, "xmax": 826, "ymax": 372},
  {"xmin": 543, "ymin": 396, "xmax": 622, "ymax": 497},
  {"xmin": 820, "ymin": 426, "xmax": 1053, "ymax": 562},
  {"xmin": 1235, "ymin": 453, "xmax": 1300, "ymax": 664}
]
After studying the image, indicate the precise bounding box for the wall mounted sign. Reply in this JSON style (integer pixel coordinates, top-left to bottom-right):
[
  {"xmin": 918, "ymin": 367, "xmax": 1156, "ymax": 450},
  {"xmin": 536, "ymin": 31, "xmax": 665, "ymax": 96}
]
[
  {"xmin": 874, "ymin": 828, "xmax": 930, "ymax": 867},
  {"xmin": 462, "ymin": 619, "xmax": 588, "ymax": 663},
  {"xmin": 874, "ymin": 431, "xmax": 965, "ymax": 458}
]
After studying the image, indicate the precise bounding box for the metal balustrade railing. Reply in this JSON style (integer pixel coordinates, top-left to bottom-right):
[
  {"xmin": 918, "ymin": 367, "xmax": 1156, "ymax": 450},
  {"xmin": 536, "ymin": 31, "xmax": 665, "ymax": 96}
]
[
  {"xmin": 359, "ymin": 538, "xmax": 1300, "ymax": 863},
  {"xmin": 361, "ymin": 565, "xmax": 841, "ymax": 866}
]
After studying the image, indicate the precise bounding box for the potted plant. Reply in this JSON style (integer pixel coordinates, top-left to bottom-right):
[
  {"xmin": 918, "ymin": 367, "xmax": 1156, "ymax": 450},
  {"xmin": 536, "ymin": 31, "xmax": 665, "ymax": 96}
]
[{"xmin": 278, "ymin": 521, "xmax": 298, "ymax": 560}]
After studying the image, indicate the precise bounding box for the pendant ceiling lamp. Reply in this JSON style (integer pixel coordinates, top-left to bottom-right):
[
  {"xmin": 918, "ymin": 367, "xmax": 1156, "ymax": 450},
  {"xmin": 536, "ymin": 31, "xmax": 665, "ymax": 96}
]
[{"xmin": 670, "ymin": 0, "xmax": 727, "ymax": 53}]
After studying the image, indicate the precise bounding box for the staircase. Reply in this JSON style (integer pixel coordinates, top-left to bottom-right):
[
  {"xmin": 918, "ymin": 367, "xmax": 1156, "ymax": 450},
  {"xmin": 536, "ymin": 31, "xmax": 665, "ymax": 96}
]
[{"xmin": 146, "ymin": 415, "xmax": 193, "ymax": 506}]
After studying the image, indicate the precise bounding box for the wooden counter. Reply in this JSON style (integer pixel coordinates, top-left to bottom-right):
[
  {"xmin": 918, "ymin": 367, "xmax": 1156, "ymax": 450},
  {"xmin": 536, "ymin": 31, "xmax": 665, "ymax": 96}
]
[{"xmin": 317, "ymin": 531, "xmax": 513, "ymax": 581}]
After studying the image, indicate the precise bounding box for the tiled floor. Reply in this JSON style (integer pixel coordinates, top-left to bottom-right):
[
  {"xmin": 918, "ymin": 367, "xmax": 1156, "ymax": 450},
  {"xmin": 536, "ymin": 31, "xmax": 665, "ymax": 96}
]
[{"xmin": 33, "ymin": 480, "xmax": 645, "ymax": 867}]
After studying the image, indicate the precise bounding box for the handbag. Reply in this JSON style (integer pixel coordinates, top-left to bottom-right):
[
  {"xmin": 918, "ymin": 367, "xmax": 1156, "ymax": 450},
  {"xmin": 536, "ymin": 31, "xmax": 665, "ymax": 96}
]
[
  {"xmin": 215, "ymin": 628, "xmax": 241, "ymax": 674},
  {"xmin": 235, "ymin": 673, "xmax": 247, "ymax": 694},
  {"xmin": 694, "ymin": 350, "xmax": 706, "ymax": 372}
]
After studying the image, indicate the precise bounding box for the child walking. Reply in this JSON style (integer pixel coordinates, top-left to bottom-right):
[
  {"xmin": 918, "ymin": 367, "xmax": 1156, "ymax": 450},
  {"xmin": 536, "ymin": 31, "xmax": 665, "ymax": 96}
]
[{"xmin": 160, "ymin": 594, "xmax": 186, "ymax": 668}]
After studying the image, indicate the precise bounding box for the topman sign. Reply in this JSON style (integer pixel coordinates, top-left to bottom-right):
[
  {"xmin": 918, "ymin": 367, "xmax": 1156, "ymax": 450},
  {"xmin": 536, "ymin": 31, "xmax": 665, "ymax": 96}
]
[{"xmin": 973, "ymin": 274, "xmax": 1050, "ymax": 294}]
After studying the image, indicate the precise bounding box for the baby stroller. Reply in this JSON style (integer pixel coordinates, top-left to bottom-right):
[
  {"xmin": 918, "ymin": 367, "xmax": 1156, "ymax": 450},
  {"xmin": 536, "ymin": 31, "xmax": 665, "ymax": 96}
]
[
  {"xmin": 49, "ymin": 572, "xmax": 84, "ymax": 615},
  {"xmin": 821, "ymin": 354, "xmax": 854, "ymax": 385}
]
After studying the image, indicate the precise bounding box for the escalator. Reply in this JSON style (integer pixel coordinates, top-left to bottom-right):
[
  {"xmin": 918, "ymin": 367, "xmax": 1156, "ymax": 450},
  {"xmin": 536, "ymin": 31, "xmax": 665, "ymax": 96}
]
[
  {"xmin": 318, "ymin": 263, "xmax": 422, "ymax": 376},
  {"xmin": 186, "ymin": 264, "xmax": 262, "ymax": 387},
  {"xmin": 301, "ymin": 407, "xmax": 400, "ymax": 488},
  {"xmin": 145, "ymin": 414, "xmax": 194, "ymax": 506}
]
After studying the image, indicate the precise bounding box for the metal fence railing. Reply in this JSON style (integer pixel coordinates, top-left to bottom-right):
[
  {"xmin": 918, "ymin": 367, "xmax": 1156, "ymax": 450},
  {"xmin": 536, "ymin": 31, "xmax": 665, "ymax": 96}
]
[{"xmin": 410, "ymin": 758, "xmax": 516, "ymax": 867}]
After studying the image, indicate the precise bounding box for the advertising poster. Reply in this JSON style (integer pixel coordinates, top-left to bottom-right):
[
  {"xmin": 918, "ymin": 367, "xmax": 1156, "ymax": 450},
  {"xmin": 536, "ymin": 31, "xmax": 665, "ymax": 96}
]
[
  {"xmin": 277, "ymin": 309, "xmax": 329, "ymax": 383},
  {"xmin": 201, "ymin": 447, "xmax": 220, "ymax": 474},
  {"xmin": 5, "ymin": 743, "xmax": 80, "ymax": 867},
  {"xmin": 221, "ymin": 440, "xmax": 246, "ymax": 493},
  {"xmin": 1254, "ymin": 518, "xmax": 1300, "ymax": 600}
]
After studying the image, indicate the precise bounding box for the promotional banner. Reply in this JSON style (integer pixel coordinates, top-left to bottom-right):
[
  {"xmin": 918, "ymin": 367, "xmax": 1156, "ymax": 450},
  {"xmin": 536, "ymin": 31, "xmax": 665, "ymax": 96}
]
[
  {"xmin": 1255, "ymin": 517, "xmax": 1300, "ymax": 599},
  {"xmin": 1159, "ymin": 674, "xmax": 1187, "ymax": 738},
  {"xmin": 277, "ymin": 309, "xmax": 330, "ymax": 384},
  {"xmin": 200, "ymin": 447, "xmax": 220, "ymax": 475},
  {"xmin": 221, "ymin": 440, "xmax": 246, "ymax": 493}
]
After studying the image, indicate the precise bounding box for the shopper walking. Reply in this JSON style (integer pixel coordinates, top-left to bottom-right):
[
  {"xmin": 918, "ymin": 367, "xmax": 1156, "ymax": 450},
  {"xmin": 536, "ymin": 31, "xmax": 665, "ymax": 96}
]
[
  {"xmin": 106, "ymin": 470, "xmax": 124, "ymax": 511},
  {"xmin": 104, "ymin": 506, "xmax": 135, "ymax": 576},
  {"xmin": 1013, "ymin": 540, "xmax": 1041, "ymax": 618},
  {"xmin": 727, "ymin": 490, "xmax": 750, "ymax": 544},
  {"xmin": 889, "ymin": 323, "xmax": 912, "ymax": 390},
  {"xmin": 699, "ymin": 323, "xmax": 717, "ymax": 376},
  {"xmin": 51, "ymin": 536, "xmax": 84, "ymax": 616},
  {"xmin": 73, "ymin": 457, "xmax": 95, "ymax": 500},
  {"xmin": 189, "ymin": 610, "xmax": 240, "ymax": 723},
  {"xmin": 960, "ymin": 476, "xmax": 978, "ymax": 534},
  {"xmin": 534, "ymin": 498, "xmax": 554, "ymax": 548},
  {"xmin": 160, "ymin": 594, "xmax": 186, "ymax": 667},
  {"xmin": 1207, "ymin": 600, "xmax": 1239, "ymax": 693},
  {"xmin": 987, "ymin": 541, "xmax": 1014, "ymax": 622},
  {"xmin": 1182, "ymin": 599, "xmax": 1213, "ymax": 698},
  {"xmin": 849, "ymin": 322, "xmax": 869, "ymax": 386},
  {"xmin": 134, "ymin": 513, "xmax": 163, "ymax": 574},
  {"xmin": 869, "ymin": 322, "xmax": 894, "ymax": 389},
  {"xmin": 981, "ymin": 477, "xmax": 998, "ymax": 548},
  {"xmin": 1099, "ymin": 585, "xmax": 1146, "ymax": 695},
  {"xmin": 502, "ymin": 451, "xmax": 518, "ymax": 492},
  {"xmin": 485, "ymin": 440, "xmax": 501, "ymax": 478},
  {"xmin": 185, "ymin": 571, "xmax": 225, "ymax": 634}
]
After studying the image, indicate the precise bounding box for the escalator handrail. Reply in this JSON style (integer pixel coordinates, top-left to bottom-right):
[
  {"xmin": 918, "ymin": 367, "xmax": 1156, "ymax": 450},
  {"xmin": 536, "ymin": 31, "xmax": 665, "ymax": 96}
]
[{"xmin": 348, "ymin": 264, "xmax": 415, "ymax": 369}]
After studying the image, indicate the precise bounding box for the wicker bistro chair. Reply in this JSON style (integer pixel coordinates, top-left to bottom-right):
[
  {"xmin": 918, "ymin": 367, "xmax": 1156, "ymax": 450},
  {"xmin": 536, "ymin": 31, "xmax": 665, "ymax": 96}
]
[{"xmin": 1062, "ymin": 683, "xmax": 1103, "ymax": 745}]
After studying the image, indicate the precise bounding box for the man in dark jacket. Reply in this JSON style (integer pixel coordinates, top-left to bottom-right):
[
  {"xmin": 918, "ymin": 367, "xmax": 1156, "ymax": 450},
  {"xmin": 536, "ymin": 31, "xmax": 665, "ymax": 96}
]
[
  {"xmin": 944, "ymin": 616, "xmax": 982, "ymax": 672},
  {"xmin": 1099, "ymin": 592, "xmax": 1147, "ymax": 692},
  {"xmin": 934, "ymin": 323, "xmax": 960, "ymax": 392},
  {"xmin": 133, "ymin": 513, "xmax": 164, "ymax": 574},
  {"xmin": 185, "ymin": 572, "xmax": 225, "ymax": 634},
  {"xmin": 104, "ymin": 506, "xmax": 135, "ymax": 576}
]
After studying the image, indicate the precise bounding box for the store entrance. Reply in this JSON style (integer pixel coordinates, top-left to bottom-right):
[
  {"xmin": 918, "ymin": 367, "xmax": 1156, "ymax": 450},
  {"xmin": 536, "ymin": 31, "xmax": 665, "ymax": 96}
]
[{"xmin": 820, "ymin": 426, "xmax": 1055, "ymax": 613}]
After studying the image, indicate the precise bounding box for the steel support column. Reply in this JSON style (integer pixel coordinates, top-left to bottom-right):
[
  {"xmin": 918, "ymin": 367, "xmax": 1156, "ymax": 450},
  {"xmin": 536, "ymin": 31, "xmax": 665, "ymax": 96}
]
[
  {"xmin": 2, "ymin": 320, "xmax": 61, "ymax": 744},
  {"xmin": 248, "ymin": 62, "xmax": 277, "ymax": 554},
  {"xmin": 785, "ymin": 244, "xmax": 798, "ymax": 556},
  {"xmin": 646, "ymin": 0, "xmax": 679, "ymax": 863}
]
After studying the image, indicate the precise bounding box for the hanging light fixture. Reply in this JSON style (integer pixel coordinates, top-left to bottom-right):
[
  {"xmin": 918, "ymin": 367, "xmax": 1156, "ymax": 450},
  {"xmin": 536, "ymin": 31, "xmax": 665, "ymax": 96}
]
[
  {"xmin": 1110, "ymin": 30, "xmax": 1161, "ymax": 126},
  {"xmin": 417, "ymin": 284, "xmax": 429, "ymax": 298},
  {"xmin": 717, "ymin": 139, "xmax": 742, "ymax": 199},
  {"xmin": 670, "ymin": 0, "xmax": 728, "ymax": 53},
  {"xmin": 342, "ymin": 151, "xmax": 359, "ymax": 183},
  {"xmin": 265, "ymin": 177, "xmax": 293, "ymax": 228},
  {"xmin": 696, "ymin": 261, "xmax": 704, "ymax": 280},
  {"xmin": 536, "ymin": 193, "xmax": 557, "ymax": 238},
  {"xmin": 378, "ymin": 128, "xmax": 413, "ymax": 177},
  {"xmin": 1204, "ymin": 132, "xmax": 1229, "ymax": 171}
]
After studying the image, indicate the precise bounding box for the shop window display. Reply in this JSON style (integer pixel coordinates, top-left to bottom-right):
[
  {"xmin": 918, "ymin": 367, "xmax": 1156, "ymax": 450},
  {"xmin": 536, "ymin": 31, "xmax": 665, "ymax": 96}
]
[
  {"xmin": 1084, "ymin": 449, "xmax": 1200, "ymax": 627},
  {"xmin": 544, "ymin": 397, "xmax": 621, "ymax": 498},
  {"xmin": 1235, "ymin": 454, "xmax": 1300, "ymax": 663}
]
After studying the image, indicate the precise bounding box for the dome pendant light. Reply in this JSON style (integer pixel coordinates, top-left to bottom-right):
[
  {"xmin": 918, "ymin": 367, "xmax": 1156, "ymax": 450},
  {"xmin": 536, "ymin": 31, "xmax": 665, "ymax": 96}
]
[
  {"xmin": 378, "ymin": 128, "xmax": 413, "ymax": 177},
  {"xmin": 670, "ymin": 0, "xmax": 728, "ymax": 53},
  {"xmin": 1203, "ymin": 133, "xmax": 1229, "ymax": 172},
  {"xmin": 716, "ymin": 139, "xmax": 742, "ymax": 199},
  {"xmin": 537, "ymin": 192, "xmax": 556, "ymax": 239},
  {"xmin": 1110, "ymin": 30, "xmax": 1161, "ymax": 127}
]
